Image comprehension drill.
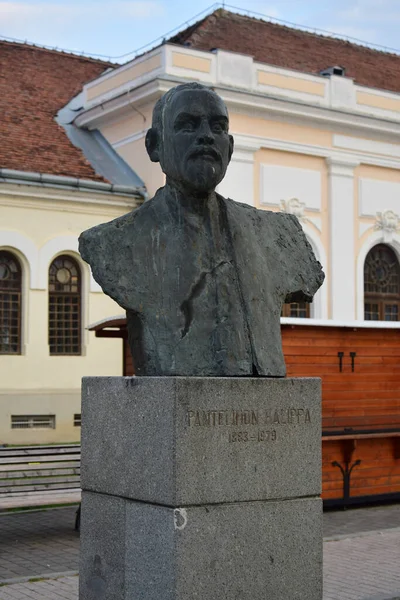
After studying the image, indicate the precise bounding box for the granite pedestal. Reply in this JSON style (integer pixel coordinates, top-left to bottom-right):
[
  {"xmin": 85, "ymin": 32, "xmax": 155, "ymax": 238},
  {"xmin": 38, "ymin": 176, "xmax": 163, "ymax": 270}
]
[{"xmin": 79, "ymin": 377, "xmax": 322, "ymax": 600}]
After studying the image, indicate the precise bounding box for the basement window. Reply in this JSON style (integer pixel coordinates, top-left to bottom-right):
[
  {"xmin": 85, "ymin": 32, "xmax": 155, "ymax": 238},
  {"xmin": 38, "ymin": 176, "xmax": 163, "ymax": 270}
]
[
  {"xmin": 74, "ymin": 414, "xmax": 81, "ymax": 427},
  {"xmin": 11, "ymin": 415, "xmax": 56, "ymax": 429}
]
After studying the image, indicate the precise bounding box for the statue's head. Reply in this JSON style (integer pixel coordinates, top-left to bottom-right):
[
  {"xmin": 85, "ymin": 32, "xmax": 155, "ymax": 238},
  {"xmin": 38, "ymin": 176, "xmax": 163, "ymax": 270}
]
[{"xmin": 145, "ymin": 82, "xmax": 234, "ymax": 194}]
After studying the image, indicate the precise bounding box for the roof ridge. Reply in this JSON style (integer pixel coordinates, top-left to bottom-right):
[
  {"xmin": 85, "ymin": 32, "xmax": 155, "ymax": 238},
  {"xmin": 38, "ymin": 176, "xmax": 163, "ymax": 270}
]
[
  {"xmin": 167, "ymin": 13, "xmax": 211, "ymax": 46},
  {"xmin": 169, "ymin": 7, "xmax": 400, "ymax": 60}
]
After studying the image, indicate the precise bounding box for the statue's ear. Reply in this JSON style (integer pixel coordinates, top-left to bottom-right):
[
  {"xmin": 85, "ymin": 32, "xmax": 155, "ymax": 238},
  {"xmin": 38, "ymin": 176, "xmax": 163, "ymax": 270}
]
[
  {"xmin": 145, "ymin": 128, "xmax": 160, "ymax": 163},
  {"xmin": 228, "ymin": 134, "xmax": 234, "ymax": 162}
]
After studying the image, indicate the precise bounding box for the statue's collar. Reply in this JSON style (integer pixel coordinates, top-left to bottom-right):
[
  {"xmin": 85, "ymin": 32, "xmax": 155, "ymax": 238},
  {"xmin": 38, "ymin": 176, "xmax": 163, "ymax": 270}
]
[{"xmin": 161, "ymin": 184, "xmax": 221, "ymax": 221}]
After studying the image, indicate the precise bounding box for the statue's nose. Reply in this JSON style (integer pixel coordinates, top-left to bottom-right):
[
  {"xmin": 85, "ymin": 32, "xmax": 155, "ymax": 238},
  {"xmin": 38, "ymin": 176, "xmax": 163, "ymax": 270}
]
[{"xmin": 196, "ymin": 120, "xmax": 214, "ymax": 144}]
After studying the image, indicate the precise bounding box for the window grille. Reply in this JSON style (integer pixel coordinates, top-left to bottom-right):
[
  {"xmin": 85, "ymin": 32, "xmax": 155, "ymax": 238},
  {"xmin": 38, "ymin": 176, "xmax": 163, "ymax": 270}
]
[
  {"xmin": 74, "ymin": 413, "xmax": 81, "ymax": 427},
  {"xmin": 49, "ymin": 256, "xmax": 81, "ymax": 355},
  {"xmin": 364, "ymin": 244, "xmax": 400, "ymax": 321},
  {"xmin": 0, "ymin": 251, "xmax": 22, "ymax": 354},
  {"xmin": 11, "ymin": 415, "xmax": 56, "ymax": 429},
  {"xmin": 282, "ymin": 302, "xmax": 310, "ymax": 318}
]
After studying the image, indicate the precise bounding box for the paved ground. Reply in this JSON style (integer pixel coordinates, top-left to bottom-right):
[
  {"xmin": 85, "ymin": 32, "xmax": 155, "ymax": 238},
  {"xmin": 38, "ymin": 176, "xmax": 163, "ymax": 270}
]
[
  {"xmin": 324, "ymin": 528, "xmax": 400, "ymax": 600},
  {"xmin": 0, "ymin": 503, "xmax": 400, "ymax": 599},
  {"xmin": 0, "ymin": 506, "xmax": 79, "ymax": 581},
  {"xmin": 323, "ymin": 503, "xmax": 400, "ymax": 539},
  {"xmin": 0, "ymin": 575, "xmax": 78, "ymax": 599}
]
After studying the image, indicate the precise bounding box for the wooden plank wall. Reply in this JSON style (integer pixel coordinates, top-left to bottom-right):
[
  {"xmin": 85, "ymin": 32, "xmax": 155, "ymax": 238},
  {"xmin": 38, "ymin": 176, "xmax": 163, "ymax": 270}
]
[
  {"xmin": 282, "ymin": 325, "xmax": 400, "ymax": 501},
  {"xmin": 123, "ymin": 337, "xmax": 134, "ymax": 377}
]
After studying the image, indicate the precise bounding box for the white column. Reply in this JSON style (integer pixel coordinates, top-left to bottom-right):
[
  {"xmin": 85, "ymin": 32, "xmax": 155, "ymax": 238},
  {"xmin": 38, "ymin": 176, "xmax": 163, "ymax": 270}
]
[
  {"xmin": 217, "ymin": 146, "xmax": 256, "ymax": 206},
  {"xmin": 327, "ymin": 157, "xmax": 359, "ymax": 321}
]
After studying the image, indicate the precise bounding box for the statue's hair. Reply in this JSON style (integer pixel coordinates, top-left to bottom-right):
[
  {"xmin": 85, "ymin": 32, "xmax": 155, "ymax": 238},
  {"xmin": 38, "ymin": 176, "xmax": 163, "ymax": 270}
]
[{"xmin": 151, "ymin": 82, "xmax": 222, "ymax": 134}]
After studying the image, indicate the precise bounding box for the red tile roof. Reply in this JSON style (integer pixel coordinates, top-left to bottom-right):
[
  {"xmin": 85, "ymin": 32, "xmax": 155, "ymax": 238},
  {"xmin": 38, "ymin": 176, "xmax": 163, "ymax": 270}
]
[
  {"xmin": 170, "ymin": 9, "xmax": 400, "ymax": 95},
  {"xmin": 0, "ymin": 40, "xmax": 112, "ymax": 181}
]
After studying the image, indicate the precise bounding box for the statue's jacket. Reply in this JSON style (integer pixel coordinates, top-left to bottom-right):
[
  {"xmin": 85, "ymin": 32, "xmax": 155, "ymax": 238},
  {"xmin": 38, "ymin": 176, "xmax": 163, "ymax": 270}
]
[{"xmin": 79, "ymin": 188, "xmax": 324, "ymax": 377}]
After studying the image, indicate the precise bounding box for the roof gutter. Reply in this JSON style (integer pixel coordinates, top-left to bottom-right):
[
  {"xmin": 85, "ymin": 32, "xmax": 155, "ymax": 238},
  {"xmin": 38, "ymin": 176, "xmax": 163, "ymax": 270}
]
[{"xmin": 0, "ymin": 168, "xmax": 147, "ymax": 199}]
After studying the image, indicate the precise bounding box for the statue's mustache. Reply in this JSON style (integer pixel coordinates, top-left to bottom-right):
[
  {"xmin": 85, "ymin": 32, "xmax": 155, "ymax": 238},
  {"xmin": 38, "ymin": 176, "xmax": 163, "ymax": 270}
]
[{"xmin": 188, "ymin": 146, "xmax": 221, "ymax": 162}]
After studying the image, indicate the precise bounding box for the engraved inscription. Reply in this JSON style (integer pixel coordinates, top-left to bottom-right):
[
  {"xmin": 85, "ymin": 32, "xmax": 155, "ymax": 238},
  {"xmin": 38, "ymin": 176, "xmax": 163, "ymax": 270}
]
[
  {"xmin": 187, "ymin": 408, "xmax": 311, "ymax": 427},
  {"xmin": 229, "ymin": 430, "xmax": 277, "ymax": 443},
  {"xmin": 187, "ymin": 408, "xmax": 311, "ymax": 444}
]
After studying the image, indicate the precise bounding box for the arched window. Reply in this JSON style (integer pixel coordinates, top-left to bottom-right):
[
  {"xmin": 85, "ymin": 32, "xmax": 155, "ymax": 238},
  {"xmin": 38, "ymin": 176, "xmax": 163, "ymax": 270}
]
[
  {"xmin": 364, "ymin": 244, "xmax": 400, "ymax": 321},
  {"xmin": 282, "ymin": 302, "xmax": 310, "ymax": 318},
  {"xmin": 49, "ymin": 255, "xmax": 81, "ymax": 355},
  {"xmin": 0, "ymin": 251, "xmax": 22, "ymax": 354}
]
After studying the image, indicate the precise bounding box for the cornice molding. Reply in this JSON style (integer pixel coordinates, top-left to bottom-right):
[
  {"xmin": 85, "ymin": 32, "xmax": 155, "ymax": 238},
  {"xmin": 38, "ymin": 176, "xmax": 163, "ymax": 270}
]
[
  {"xmin": 75, "ymin": 79, "xmax": 166, "ymax": 130},
  {"xmin": 326, "ymin": 156, "xmax": 360, "ymax": 177},
  {"xmin": 233, "ymin": 133, "xmax": 400, "ymax": 171},
  {"xmin": 76, "ymin": 74, "xmax": 400, "ymax": 142},
  {"xmin": 219, "ymin": 85, "xmax": 400, "ymax": 138},
  {"xmin": 113, "ymin": 130, "xmax": 147, "ymax": 149},
  {"xmin": 0, "ymin": 183, "xmax": 141, "ymax": 214}
]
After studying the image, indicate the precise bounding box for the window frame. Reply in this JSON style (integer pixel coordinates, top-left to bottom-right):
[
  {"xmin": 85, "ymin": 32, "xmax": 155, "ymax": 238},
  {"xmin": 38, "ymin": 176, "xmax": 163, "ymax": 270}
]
[
  {"xmin": 48, "ymin": 254, "xmax": 82, "ymax": 356},
  {"xmin": 364, "ymin": 244, "xmax": 400, "ymax": 322},
  {"xmin": 282, "ymin": 302, "xmax": 310, "ymax": 319},
  {"xmin": 0, "ymin": 250, "xmax": 22, "ymax": 355}
]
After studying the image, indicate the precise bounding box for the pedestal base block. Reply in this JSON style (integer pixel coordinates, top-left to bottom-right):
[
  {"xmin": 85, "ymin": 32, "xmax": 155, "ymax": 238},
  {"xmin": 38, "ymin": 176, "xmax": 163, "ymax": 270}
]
[
  {"xmin": 79, "ymin": 491, "xmax": 322, "ymax": 600},
  {"xmin": 81, "ymin": 377, "xmax": 321, "ymax": 505}
]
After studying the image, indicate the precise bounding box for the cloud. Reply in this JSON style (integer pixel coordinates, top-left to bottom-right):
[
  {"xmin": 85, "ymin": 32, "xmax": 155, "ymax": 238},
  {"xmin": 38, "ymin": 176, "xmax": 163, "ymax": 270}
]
[
  {"xmin": 119, "ymin": 1, "xmax": 164, "ymax": 18},
  {"xmin": 325, "ymin": 24, "xmax": 379, "ymax": 44},
  {"xmin": 0, "ymin": 0, "xmax": 165, "ymax": 52},
  {"xmin": 337, "ymin": 0, "xmax": 400, "ymax": 23},
  {"xmin": 0, "ymin": 1, "xmax": 164, "ymax": 28},
  {"xmin": 251, "ymin": 3, "xmax": 281, "ymax": 19}
]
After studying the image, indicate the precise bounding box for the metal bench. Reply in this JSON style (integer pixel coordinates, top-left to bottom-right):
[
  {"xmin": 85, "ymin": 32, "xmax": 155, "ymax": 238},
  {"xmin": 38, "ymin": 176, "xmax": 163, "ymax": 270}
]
[{"xmin": 0, "ymin": 444, "xmax": 81, "ymax": 515}]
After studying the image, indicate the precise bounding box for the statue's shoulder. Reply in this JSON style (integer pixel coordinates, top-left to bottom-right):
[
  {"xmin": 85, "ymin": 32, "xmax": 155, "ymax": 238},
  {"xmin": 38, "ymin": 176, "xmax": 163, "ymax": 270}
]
[
  {"xmin": 79, "ymin": 210, "xmax": 133, "ymax": 253},
  {"xmin": 222, "ymin": 195, "xmax": 299, "ymax": 232},
  {"xmin": 78, "ymin": 192, "xmax": 165, "ymax": 310},
  {"xmin": 222, "ymin": 195, "xmax": 324, "ymax": 298},
  {"xmin": 79, "ymin": 193, "xmax": 164, "ymax": 259}
]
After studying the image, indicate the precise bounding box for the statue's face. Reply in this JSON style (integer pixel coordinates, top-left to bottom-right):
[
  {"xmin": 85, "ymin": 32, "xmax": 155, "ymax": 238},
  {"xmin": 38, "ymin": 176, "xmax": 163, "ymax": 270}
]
[{"xmin": 159, "ymin": 89, "xmax": 233, "ymax": 194}]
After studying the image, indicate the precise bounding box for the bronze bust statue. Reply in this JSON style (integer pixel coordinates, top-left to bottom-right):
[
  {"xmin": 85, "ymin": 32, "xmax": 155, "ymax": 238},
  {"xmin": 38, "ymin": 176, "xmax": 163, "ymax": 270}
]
[{"xmin": 79, "ymin": 82, "xmax": 324, "ymax": 376}]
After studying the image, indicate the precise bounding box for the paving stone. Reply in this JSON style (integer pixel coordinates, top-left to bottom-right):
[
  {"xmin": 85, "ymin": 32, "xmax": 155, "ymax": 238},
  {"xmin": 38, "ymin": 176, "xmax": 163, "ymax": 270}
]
[
  {"xmin": 0, "ymin": 577, "xmax": 78, "ymax": 600},
  {"xmin": 324, "ymin": 503, "xmax": 400, "ymax": 539},
  {"xmin": 323, "ymin": 529, "xmax": 400, "ymax": 600},
  {"xmin": 0, "ymin": 507, "xmax": 79, "ymax": 582}
]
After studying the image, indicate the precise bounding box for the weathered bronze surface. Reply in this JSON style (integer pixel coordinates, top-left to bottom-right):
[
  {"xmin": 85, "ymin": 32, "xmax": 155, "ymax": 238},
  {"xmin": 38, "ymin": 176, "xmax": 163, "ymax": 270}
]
[{"xmin": 79, "ymin": 83, "xmax": 324, "ymax": 376}]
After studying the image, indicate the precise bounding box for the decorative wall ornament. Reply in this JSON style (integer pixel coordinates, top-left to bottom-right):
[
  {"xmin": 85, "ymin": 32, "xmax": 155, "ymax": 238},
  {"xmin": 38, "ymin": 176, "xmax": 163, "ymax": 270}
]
[
  {"xmin": 280, "ymin": 198, "xmax": 306, "ymax": 221},
  {"xmin": 375, "ymin": 209, "xmax": 400, "ymax": 242}
]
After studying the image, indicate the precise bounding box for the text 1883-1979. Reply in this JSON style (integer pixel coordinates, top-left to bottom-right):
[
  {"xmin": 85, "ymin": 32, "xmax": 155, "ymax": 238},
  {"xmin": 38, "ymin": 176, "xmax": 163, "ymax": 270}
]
[{"xmin": 229, "ymin": 430, "xmax": 277, "ymax": 443}]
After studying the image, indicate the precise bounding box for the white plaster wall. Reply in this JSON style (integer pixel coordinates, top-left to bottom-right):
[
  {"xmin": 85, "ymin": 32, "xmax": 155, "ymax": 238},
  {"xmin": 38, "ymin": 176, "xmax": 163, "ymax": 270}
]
[
  {"xmin": 301, "ymin": 224, "xmax": 328, "ymax": 320},
  {"xmin": 217, "ymin": 149, "xmax": 255, "ymax": 206},
  {"xmin": 260, "ymin": 164, "xmax": 321, "ymax": 211},
  {"xmin": 359, "ymin": 178, "xmax": 400, "ymax": 217},
  {"xmin": 217, "ymin": 50, "xmax": 254, "ymax": 90},
  {"xmin": 328, "ymin": 159, "xmax": 358, "ymax": 321}
]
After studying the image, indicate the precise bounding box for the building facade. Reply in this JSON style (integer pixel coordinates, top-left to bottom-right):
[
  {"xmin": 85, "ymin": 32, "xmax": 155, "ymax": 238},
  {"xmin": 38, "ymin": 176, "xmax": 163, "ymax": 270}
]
[
  {"xmin": 77, "ymin": 40, "xmax": 400, "ymax": 326},
  {"xmin": 2, "ymin": 9, "xmax": 400, "ymax": 454},
  {"xmin": 0, "ymin": 42, "xmax": 144, "ymax": 444}
]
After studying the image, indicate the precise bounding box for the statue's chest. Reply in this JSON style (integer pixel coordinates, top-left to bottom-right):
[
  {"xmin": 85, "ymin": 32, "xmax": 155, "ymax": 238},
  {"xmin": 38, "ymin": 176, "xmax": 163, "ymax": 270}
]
[{"xmin": 139, "ymin": 221, "xmax": 246, "ymax": 329}]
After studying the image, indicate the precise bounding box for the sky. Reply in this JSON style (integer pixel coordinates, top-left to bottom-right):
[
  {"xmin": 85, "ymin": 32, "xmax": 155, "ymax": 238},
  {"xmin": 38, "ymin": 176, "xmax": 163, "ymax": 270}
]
[{"xmin": 1, "ymin": 0, "xmax": 400, "ymax": 62}]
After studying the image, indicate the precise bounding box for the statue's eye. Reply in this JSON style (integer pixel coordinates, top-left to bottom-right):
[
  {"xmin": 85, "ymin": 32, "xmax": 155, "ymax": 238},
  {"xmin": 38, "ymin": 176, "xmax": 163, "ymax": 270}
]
[
  {"xmin": 175, "ymin": 118, "xmax": 197, "ymax": 132},
  {"xmin": 211, "ymin": 119, "xmax": 227, "ymax": 133},
  {"xmin": 181, "ymin": 121, "xmax": 196, "ymax": 132}
]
